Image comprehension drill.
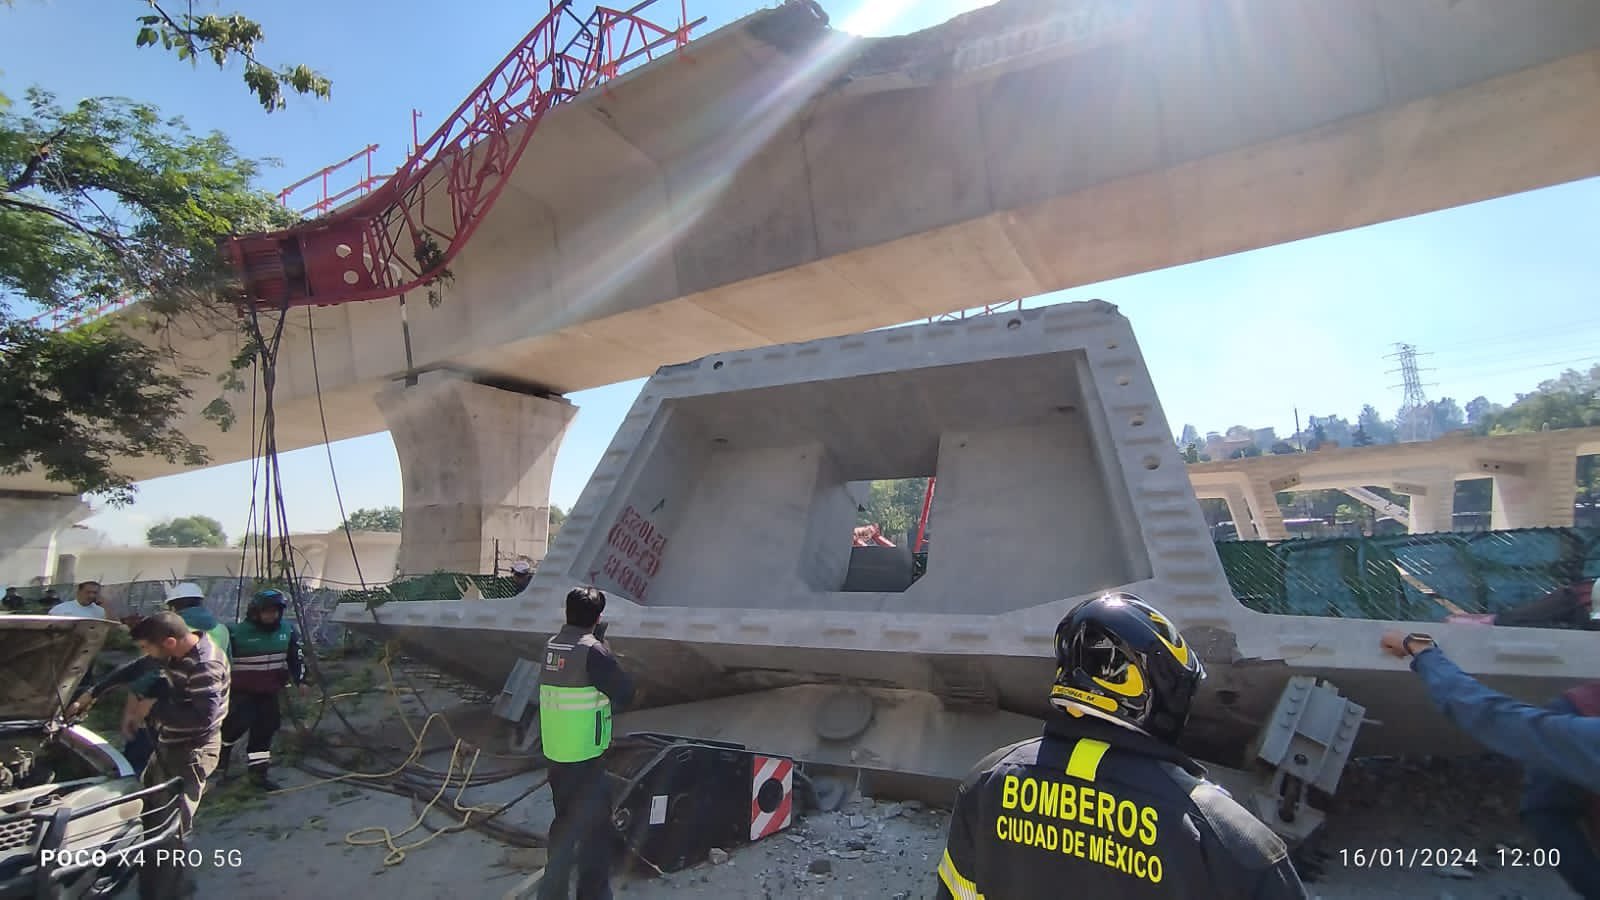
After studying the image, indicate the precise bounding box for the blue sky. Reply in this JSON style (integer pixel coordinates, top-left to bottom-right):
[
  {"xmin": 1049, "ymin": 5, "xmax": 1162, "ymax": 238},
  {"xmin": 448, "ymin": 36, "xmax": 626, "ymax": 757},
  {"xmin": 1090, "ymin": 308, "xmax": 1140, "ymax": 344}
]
[{"xmin": 4, "ymin": 1, "xmax": 1599, "ymax": 546}]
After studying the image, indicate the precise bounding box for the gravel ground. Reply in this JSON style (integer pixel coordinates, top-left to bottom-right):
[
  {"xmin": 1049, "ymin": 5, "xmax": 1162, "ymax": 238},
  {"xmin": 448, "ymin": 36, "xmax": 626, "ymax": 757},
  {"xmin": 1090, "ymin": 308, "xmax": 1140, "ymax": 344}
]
[
  {"xmin": 179, "ymin": 659, "xmax": 1577, "ymax": 899},
  {"xmin": 187, "ymin": 751, "xmax": 1577, "ymax": 899}
]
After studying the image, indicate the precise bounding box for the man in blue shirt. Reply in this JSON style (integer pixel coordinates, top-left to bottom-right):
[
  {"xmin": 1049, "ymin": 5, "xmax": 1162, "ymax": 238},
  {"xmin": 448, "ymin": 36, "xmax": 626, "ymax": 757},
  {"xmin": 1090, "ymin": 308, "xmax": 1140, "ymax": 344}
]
[{"xmin": 1383, "ymin": 630, "xmax": 1600, "ymax": 898}]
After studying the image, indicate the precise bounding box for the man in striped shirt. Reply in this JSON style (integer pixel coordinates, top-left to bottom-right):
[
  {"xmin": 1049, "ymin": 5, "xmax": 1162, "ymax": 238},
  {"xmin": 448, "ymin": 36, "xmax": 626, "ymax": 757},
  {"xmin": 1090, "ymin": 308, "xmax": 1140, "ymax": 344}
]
[{"xmin": 128, "ymin": 611, "xmax": 229, "ymax": 899}]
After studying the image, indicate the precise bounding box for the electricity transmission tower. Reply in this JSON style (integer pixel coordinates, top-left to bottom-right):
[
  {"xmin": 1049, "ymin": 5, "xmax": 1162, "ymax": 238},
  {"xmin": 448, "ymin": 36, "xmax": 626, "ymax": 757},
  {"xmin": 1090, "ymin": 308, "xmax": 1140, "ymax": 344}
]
[{"xmin": 1386, "ymin": 343, "xmax": 1436, "ymax": 442}]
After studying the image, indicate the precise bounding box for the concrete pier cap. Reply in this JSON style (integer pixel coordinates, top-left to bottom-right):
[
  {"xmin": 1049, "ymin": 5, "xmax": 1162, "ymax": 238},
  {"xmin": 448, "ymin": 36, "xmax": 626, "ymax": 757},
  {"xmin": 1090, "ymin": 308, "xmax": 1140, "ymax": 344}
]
[{"xmin": 341, "ymin": 302, "xmax": 1600, "ymax": 763}]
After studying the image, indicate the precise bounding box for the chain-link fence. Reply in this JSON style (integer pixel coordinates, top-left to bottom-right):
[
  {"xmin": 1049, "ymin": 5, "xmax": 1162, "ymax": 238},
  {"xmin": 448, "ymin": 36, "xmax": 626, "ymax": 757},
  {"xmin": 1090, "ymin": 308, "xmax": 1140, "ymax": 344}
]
[
  {"xmin": 8, "ymin": 576, "xmax": 354, "ymax": 649},
  {"xmin": 1220, "ymin": 526, "xmax": 1600, "ymax": 626},
  {"xmin": 334, "ymin": 572, "xmax": 524, "ymax": 609}
]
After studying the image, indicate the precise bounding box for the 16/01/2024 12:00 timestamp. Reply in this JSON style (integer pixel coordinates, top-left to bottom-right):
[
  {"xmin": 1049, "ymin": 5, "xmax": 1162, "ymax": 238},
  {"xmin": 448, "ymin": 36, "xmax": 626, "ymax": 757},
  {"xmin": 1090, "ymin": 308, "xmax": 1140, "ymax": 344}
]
[{"xmin": 1339, "ymin": 847, "xmax": 1562, "ymax": 868}]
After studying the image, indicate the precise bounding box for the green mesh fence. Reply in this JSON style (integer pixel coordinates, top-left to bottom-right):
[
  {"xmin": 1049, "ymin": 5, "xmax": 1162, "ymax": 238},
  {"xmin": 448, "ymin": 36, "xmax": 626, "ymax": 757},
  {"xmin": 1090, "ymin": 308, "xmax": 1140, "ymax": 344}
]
[
  {"xmin": 1220, "ymin": 526, "xmax": 1600, "ymax": 624},
  {"xmin": 336, "ymin": 572, "xmax": 523, "ymax": 609}
]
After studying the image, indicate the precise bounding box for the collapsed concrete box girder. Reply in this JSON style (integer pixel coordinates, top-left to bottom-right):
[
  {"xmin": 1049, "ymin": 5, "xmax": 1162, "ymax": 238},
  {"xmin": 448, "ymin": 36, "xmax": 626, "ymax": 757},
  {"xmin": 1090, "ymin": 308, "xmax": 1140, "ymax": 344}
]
[{"xmin": 339, "ymin": 303, "xmax": 1600, "ymax": 777}]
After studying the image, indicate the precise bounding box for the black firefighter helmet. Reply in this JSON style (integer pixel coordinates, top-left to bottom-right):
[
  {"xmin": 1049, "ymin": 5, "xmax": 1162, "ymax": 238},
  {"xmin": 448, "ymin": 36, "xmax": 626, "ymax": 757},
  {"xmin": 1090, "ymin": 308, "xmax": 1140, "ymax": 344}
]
[{"xmin": 1050, "ymin": 593, "xmax": 1205, "ymax": 743}]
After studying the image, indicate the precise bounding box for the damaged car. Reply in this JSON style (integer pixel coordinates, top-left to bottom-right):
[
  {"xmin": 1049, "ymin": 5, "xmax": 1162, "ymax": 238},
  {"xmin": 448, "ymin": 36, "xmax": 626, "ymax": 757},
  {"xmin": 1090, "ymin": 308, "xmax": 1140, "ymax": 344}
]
[{"xmin": 0, "ymin": 616, "xmax": 181, "ymax": 898}]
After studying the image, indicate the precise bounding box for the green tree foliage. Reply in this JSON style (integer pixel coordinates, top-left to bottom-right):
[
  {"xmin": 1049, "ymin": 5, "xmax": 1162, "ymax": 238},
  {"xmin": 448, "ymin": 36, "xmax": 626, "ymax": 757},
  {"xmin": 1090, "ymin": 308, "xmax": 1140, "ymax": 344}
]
[
  {"xmin": 0, "ymin": 5, "xmax": 330, "ymax": 503},
  {"xmin": 0, "ymin": 91, "xmax": 298, "ymax": 501},
  {"xmin": 147, "ymin": 513, "xmax": 227, "ymax": 547},
  {"xmin": 1475, "ymin": 365, "xmax": 1600, "ymax": 435},
  {"xmin": 549, "ymin": 505, "xmax": 568, "ymax": 540},
  {"xmin": 131, "ymin": 3, "xmax": 331, "ymax": 113},
  {"xmin": 343, "ymin": 506, "xmax": 401, "ymax": 532},
  {"xmin": 857, "ymin": 478, "xmax": 931, "ymax": 543},
  {"xmin": 0, "ymin": 318, "xmax": 201, "ymax": 503}
]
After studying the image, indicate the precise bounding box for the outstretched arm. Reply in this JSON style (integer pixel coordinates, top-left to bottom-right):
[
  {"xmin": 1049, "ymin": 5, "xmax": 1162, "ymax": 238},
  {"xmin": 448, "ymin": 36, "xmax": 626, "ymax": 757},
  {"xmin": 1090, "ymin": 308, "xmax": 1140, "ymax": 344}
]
[
  {"xmin": 78, "ymin": 656, "xmax": 157, "ymax": 701},
  {"xmin": 1411, "ymin": 648, "xmax": 1600, "ymax": 792}
]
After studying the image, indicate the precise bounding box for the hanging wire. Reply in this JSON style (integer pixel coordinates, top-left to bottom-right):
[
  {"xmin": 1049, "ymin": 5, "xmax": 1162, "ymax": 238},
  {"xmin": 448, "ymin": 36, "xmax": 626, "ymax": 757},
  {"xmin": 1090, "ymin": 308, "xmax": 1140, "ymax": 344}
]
[{"xmin": 306, "ymin": 306, "xmax": 369, "ymax": 590}]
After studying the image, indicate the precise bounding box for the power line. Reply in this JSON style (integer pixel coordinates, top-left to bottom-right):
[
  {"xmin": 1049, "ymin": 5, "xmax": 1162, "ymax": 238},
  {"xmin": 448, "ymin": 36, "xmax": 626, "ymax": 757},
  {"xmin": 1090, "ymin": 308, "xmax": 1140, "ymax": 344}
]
[{"xmin": 1385, "ymin": 342, "xmax": 1436, "ymax": 442}]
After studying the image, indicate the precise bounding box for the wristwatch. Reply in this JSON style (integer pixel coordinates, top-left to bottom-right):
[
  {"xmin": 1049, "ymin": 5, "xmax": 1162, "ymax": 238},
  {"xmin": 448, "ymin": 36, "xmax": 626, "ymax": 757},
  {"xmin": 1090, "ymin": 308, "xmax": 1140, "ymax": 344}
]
[{"xmin": 1402, "ymin": 632, "xmax": 1437, "ymax": 656}]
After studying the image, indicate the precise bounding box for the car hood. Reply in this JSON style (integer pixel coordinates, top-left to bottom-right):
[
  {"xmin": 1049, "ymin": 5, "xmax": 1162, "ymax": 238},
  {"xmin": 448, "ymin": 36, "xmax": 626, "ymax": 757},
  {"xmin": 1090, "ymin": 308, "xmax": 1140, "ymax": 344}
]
[{"xmin": 0, "ymin": 616, "xmax": 115, "ymax": 722}]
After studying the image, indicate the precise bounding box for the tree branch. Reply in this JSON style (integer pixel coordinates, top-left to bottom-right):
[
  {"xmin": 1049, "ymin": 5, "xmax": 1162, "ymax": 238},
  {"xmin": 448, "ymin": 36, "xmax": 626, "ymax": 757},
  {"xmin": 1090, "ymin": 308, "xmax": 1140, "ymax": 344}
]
[
  {"xmin": 148, "ymin": 2, "xmax": 276, "ymax": 76},
  {"xmin": 3, "ymin": 127, "xmax": 70, "ymax": 193},
  {"xmin": 0, "ymin": 194, "xmax": 128, "ymax": 255}
]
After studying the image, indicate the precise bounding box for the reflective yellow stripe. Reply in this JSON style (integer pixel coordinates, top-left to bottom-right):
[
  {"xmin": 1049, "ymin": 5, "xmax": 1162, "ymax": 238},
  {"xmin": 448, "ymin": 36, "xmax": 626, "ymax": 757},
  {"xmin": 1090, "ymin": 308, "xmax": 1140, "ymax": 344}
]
[
  {"xmin": 1066, "ymin": 738, "xmax": 1109, "ymax": 782},
  {"xmin": 545, "ymin": 696, "xmax": 607, "ymax": 711},
  {"xmin": 936, "ymin": 849, "xmax": 984, "ymax": 900}
]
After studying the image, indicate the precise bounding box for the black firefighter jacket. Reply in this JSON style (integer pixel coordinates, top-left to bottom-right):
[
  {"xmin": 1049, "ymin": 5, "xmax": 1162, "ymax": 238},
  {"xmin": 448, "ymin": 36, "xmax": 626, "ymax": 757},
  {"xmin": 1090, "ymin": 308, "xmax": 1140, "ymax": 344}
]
[{"xmin": 936, "ymin": 714, "xmax": 1306, "ymax": 899}]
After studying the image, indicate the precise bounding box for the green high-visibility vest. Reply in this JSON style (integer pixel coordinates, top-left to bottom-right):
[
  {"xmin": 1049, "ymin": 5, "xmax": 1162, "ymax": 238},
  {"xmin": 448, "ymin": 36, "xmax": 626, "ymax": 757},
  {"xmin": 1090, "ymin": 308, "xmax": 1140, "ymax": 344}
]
[
  {"xmin": 206, "ymin": 622, "xmax": 232, "ymax": 660},
  {"xmin": 538, "ymin": 627, "xmax": 612, "ymax": 763}
]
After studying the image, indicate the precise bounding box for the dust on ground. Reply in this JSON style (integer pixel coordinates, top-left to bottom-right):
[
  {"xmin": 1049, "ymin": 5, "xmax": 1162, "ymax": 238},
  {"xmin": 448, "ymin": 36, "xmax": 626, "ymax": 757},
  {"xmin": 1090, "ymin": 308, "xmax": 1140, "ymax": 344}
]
[{"xmin": 181, "ymin": 655, "xmax": 1576, "ymax": 899}]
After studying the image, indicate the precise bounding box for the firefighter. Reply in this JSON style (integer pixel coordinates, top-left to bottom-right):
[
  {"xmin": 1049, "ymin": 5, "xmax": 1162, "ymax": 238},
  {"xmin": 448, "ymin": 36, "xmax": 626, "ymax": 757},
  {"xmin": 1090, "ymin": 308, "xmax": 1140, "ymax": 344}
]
[
  {"xmin": 219, "ymin": 588, "xmax": 304, "ymax": 789},
  {"xmin": 937, "ymin": 593, "xmax": 1306, "ymax": 899},
  {"xmin": 537, "ymin": 586, "xmax": 635, "ymax": 900}
]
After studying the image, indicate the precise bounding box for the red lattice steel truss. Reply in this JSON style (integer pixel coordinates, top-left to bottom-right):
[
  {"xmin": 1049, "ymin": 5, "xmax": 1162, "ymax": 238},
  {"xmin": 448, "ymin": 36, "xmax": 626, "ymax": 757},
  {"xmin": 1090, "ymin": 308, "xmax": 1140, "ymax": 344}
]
[{"xmin": 224, "ymin": 0, "xmax": 703, "ymax": 309}]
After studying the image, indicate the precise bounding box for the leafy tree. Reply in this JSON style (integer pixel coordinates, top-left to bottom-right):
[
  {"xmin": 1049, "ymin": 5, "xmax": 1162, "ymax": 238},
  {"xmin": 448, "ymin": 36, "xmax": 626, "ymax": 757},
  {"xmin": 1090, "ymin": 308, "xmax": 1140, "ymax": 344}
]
[
  {"xmin": 1465, "ymin": 395, "xmax": 1499, "ymax": 427},
  {"xmin": 147, "ymin": 514, "xmax": 226, "ymax": 548},
  {"xmin": 1, "ymin": 318, "xmax": 200, "ymax": 503},
  {"xmin": 1357, "ymin": 405, "xmax": 1397, "ymax": 445},
  {"xmin": 1351, "ymin": 426, "xmax": 1374, "ymax": 447},
  {"xmin": 857, "ymin": 478, "xmax": 930, "ymax": 543},
  {"xmin": 549, "ymin": 504, "xmax": 567, "ymax": 540},
  {"xmin": 1182, "ymin": 443, "xmax": 1201, "ymax": 464},
  {"xmin": 1269, "ymin": 441, "xmax": 1299, "ymax": 455},
  {"xmin": 128, "ymin": 4, "xmax": 332, "ymax": 112},
  {"xmin": 344, "ymin": 506, "xmax": 401, "ymax": 532},
  {"xmin": 1308, "ymin": 423, "xmax": 1328, "ymax": 450},
  {"xmin": 0, "ymin": 6, "xmax": 330, "ymax": 503},
  {"xmin": 1, "ymin": 93, "xmax": 297, "ymax": 501},
  {"xmin": 1428, "ymin": 397, "xmax": 1465, "ymax": 435},
  {"xmin": 1477, "ymin": 365, "xmax": 1600, "ymax": 435}
]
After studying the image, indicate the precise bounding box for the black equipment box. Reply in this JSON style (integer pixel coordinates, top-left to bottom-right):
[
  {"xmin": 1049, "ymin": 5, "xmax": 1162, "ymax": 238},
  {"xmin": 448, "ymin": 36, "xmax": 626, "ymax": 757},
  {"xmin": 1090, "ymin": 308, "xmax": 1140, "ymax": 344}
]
[{"xmin": 606, "ymin": 733, "xmax": 796, "ymax": 874}]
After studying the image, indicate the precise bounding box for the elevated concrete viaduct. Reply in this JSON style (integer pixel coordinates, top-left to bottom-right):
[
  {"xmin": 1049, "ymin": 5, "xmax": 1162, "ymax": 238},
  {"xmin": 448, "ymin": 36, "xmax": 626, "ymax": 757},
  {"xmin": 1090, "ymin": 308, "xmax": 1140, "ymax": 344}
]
[
  {"xmin": 1189, "ymin": 427, "xmax": 1600, "ymax": 539},
  {"xmin": 9, "ymin": 0, "xmax": 1600, "ymax": 574}
]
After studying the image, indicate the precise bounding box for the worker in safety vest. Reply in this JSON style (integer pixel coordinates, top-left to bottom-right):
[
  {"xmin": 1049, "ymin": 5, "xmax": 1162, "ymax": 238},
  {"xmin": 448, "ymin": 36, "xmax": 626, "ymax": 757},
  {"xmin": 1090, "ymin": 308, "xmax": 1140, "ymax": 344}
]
[
  {"xmin": 1383, "ymin": 630, "xmax": 1600, "ymax": 897},
  {"xmin": 937, "ymin": 593, "xmax": 1306, "ymax": 899},
  {"xmin": 220, "ymin": 589, "xmax": 304, "ymax": 789},
  {"xmin": 119, "ymin": 583, "xmax": 232, "ymax": 772},
  {"xmin": 537, "ymin": 586, "xmax": 635, "ymax": 900}
]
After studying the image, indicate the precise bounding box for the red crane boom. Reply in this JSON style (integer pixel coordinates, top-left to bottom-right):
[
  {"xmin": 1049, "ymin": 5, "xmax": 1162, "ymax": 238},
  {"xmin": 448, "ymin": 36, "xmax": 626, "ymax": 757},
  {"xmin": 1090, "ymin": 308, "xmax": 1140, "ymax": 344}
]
[{"xmin": 224, "ymin": 1, "xmax": 703, "ymax": 308}]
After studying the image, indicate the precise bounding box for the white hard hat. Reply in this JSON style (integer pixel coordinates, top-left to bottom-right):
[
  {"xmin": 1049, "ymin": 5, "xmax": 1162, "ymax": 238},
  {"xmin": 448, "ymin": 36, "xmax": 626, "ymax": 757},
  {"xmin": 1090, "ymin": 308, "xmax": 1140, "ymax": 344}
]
[{"xmin": 166, "ymin": 582, "xmax": 206, "ymax": 603}]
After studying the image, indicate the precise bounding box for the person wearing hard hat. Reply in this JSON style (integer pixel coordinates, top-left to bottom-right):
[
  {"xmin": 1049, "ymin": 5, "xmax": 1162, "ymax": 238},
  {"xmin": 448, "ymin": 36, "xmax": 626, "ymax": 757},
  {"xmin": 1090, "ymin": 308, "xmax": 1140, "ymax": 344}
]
[
  {"xmin": 510, "ymin": 559, "xmax": 534, "ymax": 593},
  {"xmin": 219, "ymin": 588, "xmax": 304, "ymax": 789},
  {"xmin": 120, "ymin": 583, "xmax": 232, "ymax": 772}
]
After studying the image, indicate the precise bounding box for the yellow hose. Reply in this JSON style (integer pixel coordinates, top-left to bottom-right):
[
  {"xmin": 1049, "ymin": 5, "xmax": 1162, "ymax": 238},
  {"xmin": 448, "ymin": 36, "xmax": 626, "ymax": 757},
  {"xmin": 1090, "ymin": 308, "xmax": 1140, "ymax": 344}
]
[{"xmin": 264, "ymin": 641, "xmax": 515, "ymax": 866}]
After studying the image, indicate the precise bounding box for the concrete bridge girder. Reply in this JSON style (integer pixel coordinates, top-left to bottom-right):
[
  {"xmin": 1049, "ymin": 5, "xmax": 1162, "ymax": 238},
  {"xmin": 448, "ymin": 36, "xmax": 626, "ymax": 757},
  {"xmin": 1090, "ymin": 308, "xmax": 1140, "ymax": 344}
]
[
  {"xmin": 1188, "ymin": 427, "xmax": 1600, "ymax": 537},
  {"xmin": 8, "ymin": 1, "xmax": 1600, "ymax": 495},
  {"xmin": 0, "ymin": 493, "xmax": 92, "ymax": 589}
]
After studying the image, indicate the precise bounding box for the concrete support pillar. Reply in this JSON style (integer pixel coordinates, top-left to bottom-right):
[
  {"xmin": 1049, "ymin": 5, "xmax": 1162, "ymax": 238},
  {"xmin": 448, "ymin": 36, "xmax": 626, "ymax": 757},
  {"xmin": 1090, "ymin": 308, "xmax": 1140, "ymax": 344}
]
[
  {"xmin": 1220, "ymin": 487, "xmax": 1262, "ymax": 540},
  {"xmin": 1242, "ymin": 477, "xmax": 1288, "ymax": 540},
  {"xmin": 378, "ymin": 374, "xmax": 577, "ymax": 577},
  {"xmin": 0, "ymin": 492, "xmax": 91, "ymax": 588},
  {"xmin": 1399, "ymin": 472, "xmax": 1456, "ymax": 534},
  {"xmin": 1490, "ymin": 437, "xmax": 1581, "ymax": 530},
  {"xmin": 53, "ymin": 554, "xmax": 78, "ymax": 586}
]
